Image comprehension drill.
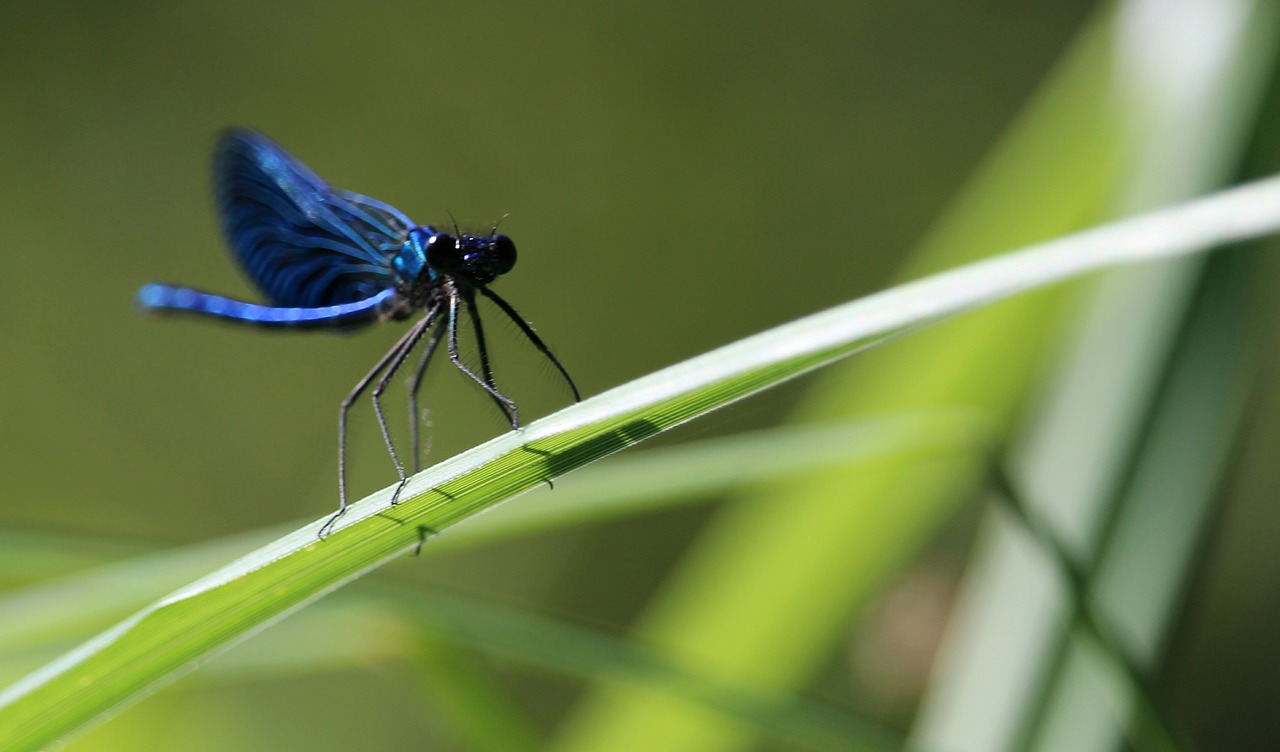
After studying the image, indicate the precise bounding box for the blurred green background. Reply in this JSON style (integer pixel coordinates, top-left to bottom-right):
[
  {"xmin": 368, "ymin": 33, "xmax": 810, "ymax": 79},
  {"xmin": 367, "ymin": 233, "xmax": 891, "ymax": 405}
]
[
  {"xmin": 0, "ymin": 0, "xmax": 1095, "ymax": 538},
  {"xmin": 4, "ymin": 1, "xmax": 1280, "ymax": 750}
]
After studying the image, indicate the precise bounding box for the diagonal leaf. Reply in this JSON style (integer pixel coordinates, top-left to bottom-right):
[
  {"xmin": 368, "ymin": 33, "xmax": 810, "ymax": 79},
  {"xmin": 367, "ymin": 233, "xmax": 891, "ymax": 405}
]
[
  {"xmin": 549, "ymin": 12, "xmax": 1138, "ymax": 748},
  {"xmin": 552, "ymin": 5, "xmax": 1275, "ymax": 749},
  {"xmin": 0, "ymin": 412, "xmax": 989, "ymax": 678},
  {"xmin": 4, "ymin": 175, "xmax": 1280, "ymax": 750}
]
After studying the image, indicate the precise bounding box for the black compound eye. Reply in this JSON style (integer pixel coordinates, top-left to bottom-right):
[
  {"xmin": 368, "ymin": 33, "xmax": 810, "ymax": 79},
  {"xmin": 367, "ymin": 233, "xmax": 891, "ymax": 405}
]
[
  {"xmin": 425, "ymin": 234, "xmax": 462, "ymax": 274},
  {"xmin": 488, "ymin": 234, "xmax": 517, "ymax": 276}
]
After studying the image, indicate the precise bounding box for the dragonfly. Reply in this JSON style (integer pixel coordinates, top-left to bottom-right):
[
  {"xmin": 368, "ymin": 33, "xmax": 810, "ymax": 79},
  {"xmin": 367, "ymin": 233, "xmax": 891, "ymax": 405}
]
[{"xmin": 137, "ymin": 128, "xmax": 580, "ymax": 537}]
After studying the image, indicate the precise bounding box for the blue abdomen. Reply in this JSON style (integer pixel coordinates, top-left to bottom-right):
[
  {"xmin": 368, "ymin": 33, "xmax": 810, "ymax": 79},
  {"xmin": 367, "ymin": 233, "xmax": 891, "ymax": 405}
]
[{"xmin": 136, "ymin": 284, "xmax": 396, "ymax": 329}]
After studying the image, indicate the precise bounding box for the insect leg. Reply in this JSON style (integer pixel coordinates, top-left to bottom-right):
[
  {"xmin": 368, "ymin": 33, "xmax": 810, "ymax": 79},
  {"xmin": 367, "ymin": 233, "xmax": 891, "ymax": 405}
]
[
  {"xmin": 463, "ymin": 288, "xmax": 516, "ymax": 426},
  {"xmin": 447, "ymin": 292, "xmax": 520, "ymax": 427},
  {"xmin": 407, "ymin": 318, "xmax": 447, "ymax": 474},
  {"xmin": 477, "ymin": 285, "xmax": 580, "ymax": 402},
  {"xmin": 320, "ymin": 318, "xmax": 432, "ymax": 539},
  {"xmin": 371, "ymin": 312, "xmax": 437, "ymax": 506}
]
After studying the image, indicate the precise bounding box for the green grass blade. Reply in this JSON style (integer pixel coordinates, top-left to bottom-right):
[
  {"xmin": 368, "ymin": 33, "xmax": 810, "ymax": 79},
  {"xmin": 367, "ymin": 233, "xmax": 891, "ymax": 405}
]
[
  {"xmin": 0, "ymin": 413, "xmax": 980, "ymax": 676},
  {"xmin": 546, "ymin": 8, "xmax": 1179, "ymax": 750},
  {"xmin": 4, "ymin": 174, "xmax": 1280, "ymax": 749},
  {"xmin": 1, "ymin": 575, "xmax": 912, "ymax": 752},
  {"xmin": 434, "ymin": 410, "xmax": 991, "ymax": 552},
  {"xmin": 406, "ymin": 635, "xmax": 544, "ymax": 752},
  {"xmin": 914, "ymin": 2, "xmax": 1279, "ymax": 749},
  {"xmin": 390, "ymin": 589, "xmax": 908, "ymax": 752},
  {"xmin": 1026, "ymin": 236, "xmax": 1263, "ymax": 752}
]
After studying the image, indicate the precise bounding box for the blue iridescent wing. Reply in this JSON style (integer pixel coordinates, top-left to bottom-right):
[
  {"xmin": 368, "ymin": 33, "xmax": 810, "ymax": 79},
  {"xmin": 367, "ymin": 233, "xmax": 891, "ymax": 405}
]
[{"xmin": 215, "ymin": 128, "xmax": 415, "ymax": 308}]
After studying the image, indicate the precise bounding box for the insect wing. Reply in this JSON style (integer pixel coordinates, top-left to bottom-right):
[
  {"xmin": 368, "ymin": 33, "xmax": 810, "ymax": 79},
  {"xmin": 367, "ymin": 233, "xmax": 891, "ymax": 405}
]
[{"xmin": 215, "ymin": 128, "xmax": 413, "ymax": 308}]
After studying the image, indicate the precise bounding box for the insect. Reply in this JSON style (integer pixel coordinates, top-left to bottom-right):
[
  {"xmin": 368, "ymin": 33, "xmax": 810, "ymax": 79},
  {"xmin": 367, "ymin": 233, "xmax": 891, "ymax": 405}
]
[{"xmin": 137, "ymin": 128, "xmax": 579, "ymax": 537}]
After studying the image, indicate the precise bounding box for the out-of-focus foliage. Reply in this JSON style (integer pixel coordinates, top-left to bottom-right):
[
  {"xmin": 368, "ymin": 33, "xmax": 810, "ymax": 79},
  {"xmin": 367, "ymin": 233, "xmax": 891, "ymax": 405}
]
[{"xmin": 3, "ymin": 1, "xmax": 1280, "ymax": 751}]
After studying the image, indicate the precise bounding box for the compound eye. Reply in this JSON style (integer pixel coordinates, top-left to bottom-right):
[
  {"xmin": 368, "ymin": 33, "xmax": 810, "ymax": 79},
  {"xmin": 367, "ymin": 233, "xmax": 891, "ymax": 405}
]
[
  {"xmin": 488, "ymin": 234, "xmax": 517, "ymax": 276},
  {"xmin": 425, "ymin": 234, "xmax": 462, "ymax": 274}
]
